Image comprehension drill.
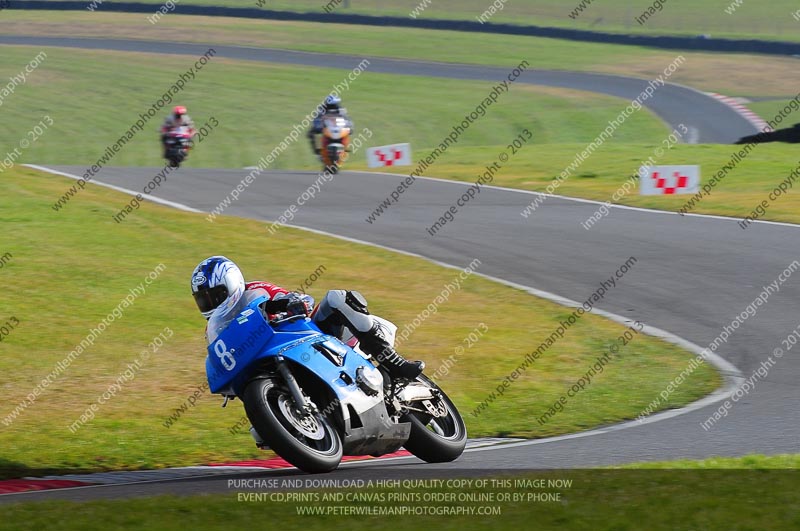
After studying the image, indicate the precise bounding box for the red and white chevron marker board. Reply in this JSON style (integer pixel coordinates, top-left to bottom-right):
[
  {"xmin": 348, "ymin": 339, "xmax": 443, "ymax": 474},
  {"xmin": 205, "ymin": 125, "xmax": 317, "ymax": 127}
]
[
  {"xmin": 366, "ymin": 143, "xmax": 412, "ymax": 168},
  {"xmin": 640, "ymin": 165, "xmax": 700, "ymax": 195}
]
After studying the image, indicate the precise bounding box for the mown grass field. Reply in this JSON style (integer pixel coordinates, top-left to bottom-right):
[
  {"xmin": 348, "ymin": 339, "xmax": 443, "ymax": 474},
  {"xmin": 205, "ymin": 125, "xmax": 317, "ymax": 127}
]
[
  {"xmin": 2, "ymin": 40, "xmax": 798, "ymax": 237},
  {"xmin": 0, "ymin": 166, "xmax": 718, "ymax": 478},
  {"xmin": 4, "ymin": 11, "xmax": 800, "ymax": 98},
  {"xmin": 35, "ymin": 0, "xmax": 800, "ymax": 42},
  {"xmin": 0, "ymin": 45, "xmax": 669, "ymax": 169},
  {"xmin": 3, "ymin": 455, "xmax": 799, "ymax": 530},
  {"xmin": 0, "ymin": 11, "xmax": 793, "ymax": 526}
]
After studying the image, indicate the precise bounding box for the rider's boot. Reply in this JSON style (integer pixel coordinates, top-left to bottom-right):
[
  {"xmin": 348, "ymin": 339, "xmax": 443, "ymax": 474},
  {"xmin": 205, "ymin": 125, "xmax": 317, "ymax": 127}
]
[
  {"xmin": 308, "ymin": 132, "xmax": 321, "ymax": 160},
  {"xmin": 357, "ymin": 327, "xmax": 424, "ymax": 380},
  {"xmin": 314, "ymin": 290, "xmax": 425, "ymax": 380}
]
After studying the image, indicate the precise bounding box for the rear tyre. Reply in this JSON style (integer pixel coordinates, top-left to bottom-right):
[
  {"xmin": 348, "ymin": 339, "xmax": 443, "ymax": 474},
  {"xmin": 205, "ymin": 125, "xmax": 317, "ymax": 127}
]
[
  {"xmin": 401, "ymin": 374, "xmax": 467, "ymax": 463},
  {"xmin": 243, "ymin": 377, "xmax": 342, "ymax": 473}
]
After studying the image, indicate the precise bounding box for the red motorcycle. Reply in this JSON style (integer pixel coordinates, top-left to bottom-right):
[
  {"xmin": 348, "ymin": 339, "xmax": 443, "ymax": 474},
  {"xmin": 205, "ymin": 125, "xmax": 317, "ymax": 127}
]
[{"xmin": 163, "ymin": 126, "xmax": 194, "ymax": 168}]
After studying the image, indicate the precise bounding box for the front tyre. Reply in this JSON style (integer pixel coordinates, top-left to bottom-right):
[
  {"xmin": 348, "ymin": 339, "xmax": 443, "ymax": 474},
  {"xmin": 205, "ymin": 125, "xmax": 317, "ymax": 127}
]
[
  {"xmin": 327, "ymin": 146, "xmax": 342, "ymax": 174},
  {"xmin": 325, "ymin": 162, "xmax": 339, "ymax": 175},
  {"xmin": 243, "ymin": 377, "xmax": 342, "ymax": 473},
  {"xmin": 401, "ymin": 374, "xmax": 467, "ymax": 463}
]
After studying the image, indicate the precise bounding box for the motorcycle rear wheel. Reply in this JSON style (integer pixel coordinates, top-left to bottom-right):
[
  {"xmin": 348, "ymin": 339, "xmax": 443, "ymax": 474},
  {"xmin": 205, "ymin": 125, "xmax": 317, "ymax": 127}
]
[
  {"xmin": 243, "ymin": 377, "xmax": 342, "ymax": 473},
  {"xmin": 401, "ymin": 374, "xmax": 467, "ymax": 463}
]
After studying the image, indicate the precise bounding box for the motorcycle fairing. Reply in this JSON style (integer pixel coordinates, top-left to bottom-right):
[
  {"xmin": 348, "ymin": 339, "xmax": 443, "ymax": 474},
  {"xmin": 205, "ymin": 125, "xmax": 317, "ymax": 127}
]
[{"xmin": 205, "ymin": 296, "xmax": 410, "ymax": 455}]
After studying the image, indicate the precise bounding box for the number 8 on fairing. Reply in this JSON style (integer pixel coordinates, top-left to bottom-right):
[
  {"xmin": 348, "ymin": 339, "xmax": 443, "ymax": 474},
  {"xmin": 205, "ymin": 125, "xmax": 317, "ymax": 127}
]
[{"xmin": 214, "ymin": 339, "xmax": 236, "ymax": 370}]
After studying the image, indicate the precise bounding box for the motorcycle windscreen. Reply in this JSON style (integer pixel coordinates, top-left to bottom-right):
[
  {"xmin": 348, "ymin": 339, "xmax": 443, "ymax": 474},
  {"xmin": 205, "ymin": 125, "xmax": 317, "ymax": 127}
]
[
  {"xmin": 205, "ymin": 299, "xmax": 275, "ymax": 394},
  {"xmin": 322, "ymin": 117, "xmax": 350, "ymax": 140}
]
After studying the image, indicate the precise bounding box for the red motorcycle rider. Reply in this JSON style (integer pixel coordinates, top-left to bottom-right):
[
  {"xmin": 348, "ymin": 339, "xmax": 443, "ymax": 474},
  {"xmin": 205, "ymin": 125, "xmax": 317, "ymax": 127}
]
[{"xmin": 160, "ymin": 105, "xmax": 196, "ymax": 158}]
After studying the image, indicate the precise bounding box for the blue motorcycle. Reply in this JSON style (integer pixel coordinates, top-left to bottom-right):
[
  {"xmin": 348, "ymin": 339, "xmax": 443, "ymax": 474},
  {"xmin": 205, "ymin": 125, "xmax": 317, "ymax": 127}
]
[{"xmin": 205, "ymin": 295, "xmax": 466, "ymax": 473}]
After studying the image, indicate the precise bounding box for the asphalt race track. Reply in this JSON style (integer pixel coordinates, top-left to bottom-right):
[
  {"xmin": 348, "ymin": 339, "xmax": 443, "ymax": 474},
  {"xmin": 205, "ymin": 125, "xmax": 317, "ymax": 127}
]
[
  {"xmin": 0, "ymin": 35, "xmax": 760, "ymax": 143},
  {"xmin": 3, "ymin": 163, "xmax": 796, "ymax": 503},
  {"xmin": 2, "ymin": 38, "xmax": 794, "ymax": 503}
]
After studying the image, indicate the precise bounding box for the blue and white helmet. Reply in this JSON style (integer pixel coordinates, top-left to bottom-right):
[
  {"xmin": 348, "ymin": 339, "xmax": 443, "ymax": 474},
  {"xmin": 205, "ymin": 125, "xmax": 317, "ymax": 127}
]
[
  {"xmin": 190, "ymin": 256, "xmax": 245, "ymax": 319},
  {"xmin": 324, "ymin": 94, "xmax": 342, "ymax": 111}
]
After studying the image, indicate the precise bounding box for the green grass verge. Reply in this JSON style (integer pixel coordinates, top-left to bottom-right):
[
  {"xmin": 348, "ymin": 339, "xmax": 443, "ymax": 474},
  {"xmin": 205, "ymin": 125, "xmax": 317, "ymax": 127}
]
[
  {"xmin": 747, "ymin": 98, "xmax": 800, "ymax": 125},
  {"xmin": 4, "ymin": 458, "xmax": 800, "ymax": 529},
  {"xmin": 36, "ymin": 0, "xmax": 800, "ymax": 42},
  {"xmin": 0, "ymin": 45, "xmax": 669, "ymax": 169},
  {"xmin": 351, "ymin": 142, "xmax": 800, "ymax": 225},
  {"xmin": 4, "ymin": 12, "xmax": 800, "ymax": 97},
  {"xmin": 0, "ymin": 167, "xmax": 718, "ymax": 478},
  {"xmin": 620, "ymin": 453, "xmax": 800, "ymax": 469},
  {"xmin": 1, "ymin": 11, "xmax": 670, "ymax": 71}
]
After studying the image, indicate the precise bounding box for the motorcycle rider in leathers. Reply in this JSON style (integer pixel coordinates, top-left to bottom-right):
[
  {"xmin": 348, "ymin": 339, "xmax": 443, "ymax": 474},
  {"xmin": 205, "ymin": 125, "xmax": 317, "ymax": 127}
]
[{"xmin": 190, "ymin": 256, "xmax": 424, "ymax": 380}]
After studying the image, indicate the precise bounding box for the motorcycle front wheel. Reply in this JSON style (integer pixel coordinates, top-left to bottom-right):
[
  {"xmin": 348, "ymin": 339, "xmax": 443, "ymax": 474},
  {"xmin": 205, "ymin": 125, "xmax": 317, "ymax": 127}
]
[
  {"xmin": 325, "ymin": 147, "xmax": 342, "ymax": 174},
  {"xmin": 401, "ymin": 374, "xmax": 467, "ymax": 463},
  {"xmin": 243, "ymin": 377, "xmax": 342, "ymax": 473}
]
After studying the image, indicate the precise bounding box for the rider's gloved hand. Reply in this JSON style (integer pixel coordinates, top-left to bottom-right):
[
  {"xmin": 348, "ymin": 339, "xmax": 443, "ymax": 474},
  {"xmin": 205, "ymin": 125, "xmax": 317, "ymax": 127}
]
[
  {"xmin": 285, "ymin": 294, "xmax": 310, "ymax": 316},
  {"xmin": 260, "ymin": 293, "xmax": 313, "ymax": 318}
]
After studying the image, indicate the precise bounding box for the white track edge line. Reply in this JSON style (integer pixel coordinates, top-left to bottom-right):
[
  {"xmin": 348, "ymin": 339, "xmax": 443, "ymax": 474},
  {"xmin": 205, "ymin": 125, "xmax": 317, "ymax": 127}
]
[
  {"xmin": 349, "ymin": 169, "xmax": 800, "ymax": 229},
  {"xmin": 280, "ymin": 224, "xmax": 744, "ymax": 451},
  {"xmin": 25, "ymin": 164, "xmax": 203, "ymax": 213},
  {"xmin": 28, "ymin": 164, "xmax": 744, "ymax": 457}
]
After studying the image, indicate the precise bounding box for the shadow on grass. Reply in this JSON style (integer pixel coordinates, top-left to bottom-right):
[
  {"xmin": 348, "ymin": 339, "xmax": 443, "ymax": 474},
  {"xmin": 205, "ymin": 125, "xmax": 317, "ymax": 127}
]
[{"xmin": 0, "ymin": 458, "xmax": 106, "ymax": 481}]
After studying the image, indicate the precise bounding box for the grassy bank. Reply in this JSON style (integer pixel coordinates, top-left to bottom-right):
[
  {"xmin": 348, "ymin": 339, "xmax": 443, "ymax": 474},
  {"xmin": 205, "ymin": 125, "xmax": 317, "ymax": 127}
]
[
  {"xmin": 0, "ymin": 166, "xmax": 718, "ymax": 478},
  {"xmin": 3, "ymin": 12, "xmax": 800, "ymax": 97},
  {"xmin": 28, "ymin": 0, "xmax": 800, "ymax": 42},
  {"xmin": 0, "ymin": 46, "xmax": 668, "ymax": 171}
]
